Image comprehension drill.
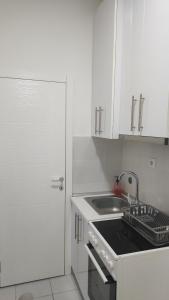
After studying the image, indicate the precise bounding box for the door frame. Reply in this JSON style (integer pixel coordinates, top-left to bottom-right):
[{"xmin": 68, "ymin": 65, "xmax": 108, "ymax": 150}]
[
  {"xmin": 0, "ymin": 74, "xmax": 73, "ymax": 276},
  {"xmin": 65, "ymin": 74, "xmax": 73, "ymax": 275}
]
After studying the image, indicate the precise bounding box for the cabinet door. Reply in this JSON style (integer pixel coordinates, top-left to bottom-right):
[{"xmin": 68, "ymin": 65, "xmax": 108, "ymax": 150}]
[
  {"xmin": 92, "ymin": 0, "xmax": 118, "ymax": 139},
  {"xmin": 119, "ymin": 0, "xmax": 143, "ymax": 136},
  {"xmin": 77, "ymin": 214, "xmax": 89, "ymax": 300},
  {"xmin": 139, "ymin": 0, "xmax": 169, "ymax": 138},
  {"xmin": 71, "ymin": 204, "xmax": 78, "ymax": 276},
  {"xmin": 71, "ymin": 205, "xmax": 89, "ymax": 300}
]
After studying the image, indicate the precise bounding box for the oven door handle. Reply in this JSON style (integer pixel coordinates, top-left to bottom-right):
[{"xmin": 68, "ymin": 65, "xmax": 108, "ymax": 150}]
[{"xmin": 85, "ymin": 244, "xmax": 109, "ymax": 285}]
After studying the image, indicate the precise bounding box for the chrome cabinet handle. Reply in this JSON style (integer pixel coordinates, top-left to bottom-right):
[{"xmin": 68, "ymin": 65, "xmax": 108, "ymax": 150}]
[
  {"xmin": 95, "ymin": 106, "xmax": 104, "ymax": 135},
  {"xmin": 77, "ymin": 215, "xmax": 83, "ymax": 243},
  {"xmin": 85, "ymin": 244, "xmax": 109, "ymax": 284},
  {"xmin": 99, "ymin": 106, "xmax": 104, "ymax": 134},
  {"xmin": 138, "ymin": 94, "xmax": 145, "ymax": 133},
  {"xmin": 75, "ymin": 213, "xmax": 78, "ymax": 240},
  {"xmin": 131, "ymin": 96, "xmax": 137, "ymax": 132},
  {"xmin": 95, "ymin": 107, "xmax": 99, "ymax": 134}
]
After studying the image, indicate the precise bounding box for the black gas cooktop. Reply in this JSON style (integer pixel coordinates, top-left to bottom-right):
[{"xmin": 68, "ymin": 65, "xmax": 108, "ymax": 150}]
[{"xmin": 93, "ymin": 219, "xmax": 169, "ymax": 255}]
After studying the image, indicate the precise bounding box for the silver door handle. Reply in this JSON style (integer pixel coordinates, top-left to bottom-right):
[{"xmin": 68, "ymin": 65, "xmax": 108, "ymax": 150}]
[
  {"xmin": 95, "ymin": 107, "xmax": 99, "ymax": 134},
  {"xmin": 131, "ymin": 96, "xmax": 137, "ymax": 132},
  {"xmin": 85, "ymin": 244, "xmax": 109, "ymax": 284},
  {"xmin": 75, "ymin": 213, "xmax": 78, "ymax": 240},
  {"xmin": 99, "ymin": 106, "xmax": 104, "ymax": 134},
  {"xmin": 138, "ymin": 94, "xmax": 145, "ymax": 133},
  {"xmin": 77, "ymin": 215, "xmax": 83, "ymax": 243},
  {"xmin": 95, "ymin": 106, "xmax": 104, "ymax": 135},
  {"xmin": 51, "ymin": 176, "xmax": 64, "ymax": 190}
]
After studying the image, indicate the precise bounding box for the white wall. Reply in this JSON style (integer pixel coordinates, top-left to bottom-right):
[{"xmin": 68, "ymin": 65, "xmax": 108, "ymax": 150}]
[
  {"xmin": 73, "ymin": 137, "xmax": 122, "ymax": 193},
  {"xmin": 0, "ymin": 0, "xmax": 100, "ymax": 136}
]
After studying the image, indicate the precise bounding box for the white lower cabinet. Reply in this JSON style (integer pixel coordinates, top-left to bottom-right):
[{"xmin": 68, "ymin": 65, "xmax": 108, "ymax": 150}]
[{"xmin": 71, "ymin": 203, "xmax": 89, "ymax": 300}]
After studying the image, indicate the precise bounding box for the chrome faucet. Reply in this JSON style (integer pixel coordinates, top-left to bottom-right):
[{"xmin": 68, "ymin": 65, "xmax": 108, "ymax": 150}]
[{"xmin": 118, "ymin": 171, "xmax": 139, "ymax": 204}]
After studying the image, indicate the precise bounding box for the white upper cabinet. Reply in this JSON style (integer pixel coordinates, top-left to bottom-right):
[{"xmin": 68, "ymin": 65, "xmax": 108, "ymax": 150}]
[
  {"xmin": 119, "ymin": 0, "xmax": 169, "ymax": 138},
  {"xmin": 93, "ymin": 0, "xmax": 169, "ymax": 139},
  {"xmin": 92, "ymin": 0, "xmax": 120, "ymax": 139}
]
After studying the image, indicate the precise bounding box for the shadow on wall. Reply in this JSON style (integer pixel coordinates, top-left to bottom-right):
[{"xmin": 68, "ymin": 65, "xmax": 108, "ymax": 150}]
[{"xmin": 72, "ymin": 136, "xmax": 123, "ymax": 194}]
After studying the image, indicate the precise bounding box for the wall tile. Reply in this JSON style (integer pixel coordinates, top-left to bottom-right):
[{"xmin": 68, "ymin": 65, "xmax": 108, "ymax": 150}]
[
  {"xmin": 72, "ymin": 137, "xmax": 122, "ymax": 194},
  {"xmin": 122, "ymin": 141, "xmax": 169, "ymax": 214}
]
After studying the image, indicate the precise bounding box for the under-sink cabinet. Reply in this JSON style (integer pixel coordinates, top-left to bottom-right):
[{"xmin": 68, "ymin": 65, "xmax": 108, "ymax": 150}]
[
  {"xmin": 71, "ymin": 202, "xmax": 89, "ymax": 300},
  {"xmin": 92, "ymin": 0, "xmax": 169, "ymax": 139}
]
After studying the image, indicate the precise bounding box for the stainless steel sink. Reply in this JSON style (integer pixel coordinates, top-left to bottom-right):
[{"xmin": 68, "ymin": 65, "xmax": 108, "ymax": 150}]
[{"xmin": 84, "ymin": 195, "xmax": 129, "ymax": 215}]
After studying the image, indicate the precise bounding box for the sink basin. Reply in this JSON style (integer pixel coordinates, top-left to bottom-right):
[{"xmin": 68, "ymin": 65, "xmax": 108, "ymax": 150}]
[{"xmin": 84, "ymin": 195, "xmax": 129, "ymax": 215}]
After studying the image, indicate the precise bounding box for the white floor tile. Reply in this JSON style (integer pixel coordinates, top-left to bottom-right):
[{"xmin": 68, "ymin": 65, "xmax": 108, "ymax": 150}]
[
  {"xmin": 50, "ymin": 275, "xmax": 77, "ymax": 295},
  {"xmin": 0, "ymin": 286, "xmax": 15, "ymax": 300},
  {"xmin": 16, "ymin": 279, "xmax": 52, "ymax": 299},
  {"xmin": 53, "ymin": 290, "xmax": 82, "ymax": 300}
]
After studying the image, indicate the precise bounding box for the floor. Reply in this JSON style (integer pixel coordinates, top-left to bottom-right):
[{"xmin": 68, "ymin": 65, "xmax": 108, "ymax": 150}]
[{"xmin": 0, "ymin": 275, "xmax": 82, "ymax": 300}]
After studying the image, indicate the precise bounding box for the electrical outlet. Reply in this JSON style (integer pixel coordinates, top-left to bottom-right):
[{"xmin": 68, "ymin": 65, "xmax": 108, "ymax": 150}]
[{"xmin": 148, "ymin": 158, "xmax": 156, "ymax": 168}]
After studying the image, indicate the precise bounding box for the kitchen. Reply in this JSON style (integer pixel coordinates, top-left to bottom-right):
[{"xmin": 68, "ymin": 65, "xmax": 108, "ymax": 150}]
[{"xmin": 0, "ymin": 0, "xmax": 169, "ymax": 299}]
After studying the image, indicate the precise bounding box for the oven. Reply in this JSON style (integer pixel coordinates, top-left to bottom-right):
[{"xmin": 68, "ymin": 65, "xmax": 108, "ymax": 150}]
[{"xmin": 85, "ymin": 243, "xmax": 116, "ymax": 300}]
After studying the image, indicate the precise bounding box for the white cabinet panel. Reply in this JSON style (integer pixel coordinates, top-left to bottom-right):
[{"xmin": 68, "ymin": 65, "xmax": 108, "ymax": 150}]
[
  {"xmin": 92, "ymin": 0, "xmax": 119, "ymax": 139},
  {"xmin": 119, "ymin": 0, "xmax": 169, "ymax": 138},
  {"xmin": 71, "ymin": 203, "xmax": 89, "ymax": 300},
  {"xmin": 139, "ymin": 0, "xmax": 169, "ymax": 137}
]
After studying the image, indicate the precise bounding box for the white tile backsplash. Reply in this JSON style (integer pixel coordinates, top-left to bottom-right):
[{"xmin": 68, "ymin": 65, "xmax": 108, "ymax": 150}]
[
  {"xmin": 72, "ymin": 137, "xmax": 122, "ymax": 194},
  {"xmin": 122, "ymin": 140, "xmax": 169, "ymax": 214},
  {"xmin": 73, "ymin": 137, "xmax": 169, "ymax": 214}
]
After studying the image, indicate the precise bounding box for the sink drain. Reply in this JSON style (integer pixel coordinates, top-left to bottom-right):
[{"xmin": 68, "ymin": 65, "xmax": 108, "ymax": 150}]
[{"xmin": 18, "ymin": 293, "xmax": 34, "ymax": 300}]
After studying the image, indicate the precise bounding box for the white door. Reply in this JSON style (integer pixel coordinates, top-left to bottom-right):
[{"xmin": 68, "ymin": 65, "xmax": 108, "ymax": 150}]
[{"xmin": 0, "ymin": 78, "xmax": 66, "ymax": 286}]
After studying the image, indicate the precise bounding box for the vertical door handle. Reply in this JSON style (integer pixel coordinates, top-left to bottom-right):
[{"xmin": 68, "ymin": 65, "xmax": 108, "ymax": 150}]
[
  {"xmin": 95, "ymin": 107, "xmax": 99, "ymax": 134},
  {"xmin": 99, "ymin": 106, "xmax": 104, "ymax": 134},
  {"xmin": 95, "ymin": 106, "xmax": 104, "ymax": 135},
  {"xmin": 77, "ymin": 215, "xmax": 80, "ymax": 244},
  {"xmin": 138, "ymin": 94, "xmax": 145, "ymax": 133},
  {"xmin": 75, "ymin": 213, "xmax": 78, "ymax": 240},
  {"xmin": 77, "ymin": 215, "xmax": 83, "ymax": 244},
  {"xmin": 131, "ymin": 96, "xmax": 137, "ymax": 132}
]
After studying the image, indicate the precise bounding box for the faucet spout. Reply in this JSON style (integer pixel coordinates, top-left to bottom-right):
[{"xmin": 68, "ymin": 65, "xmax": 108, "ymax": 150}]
[{"xmin": 118, "ymin": 171, "xmax": 139, "ymax": 204}]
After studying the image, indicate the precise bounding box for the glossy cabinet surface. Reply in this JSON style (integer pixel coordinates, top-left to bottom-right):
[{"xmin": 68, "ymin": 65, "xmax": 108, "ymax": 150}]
[
  {"xmin": 71, "ymin": 203, "xmax": 89, "ymax": 300},
  {"xmin": 119, "ymin": 0, "xmax": 169, "ymax": 138},
  {"xmin": 93, "ymin": 0, "xmax": 169, "ymax": 139},
  {"xmin": 92, "ymin": 0, "xmax": 119, "ymax": 139}
]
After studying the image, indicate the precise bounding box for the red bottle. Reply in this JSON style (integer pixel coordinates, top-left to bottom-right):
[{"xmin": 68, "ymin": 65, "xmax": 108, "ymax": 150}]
[{"xmin": 113, "ymin": 176, "xmax": 124, "ymax": 196}]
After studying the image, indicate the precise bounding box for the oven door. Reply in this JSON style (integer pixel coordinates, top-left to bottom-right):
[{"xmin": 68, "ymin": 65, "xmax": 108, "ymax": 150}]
[{"xmin": 85, "ymin": 243, "xmax": 116, "ymax": 300}]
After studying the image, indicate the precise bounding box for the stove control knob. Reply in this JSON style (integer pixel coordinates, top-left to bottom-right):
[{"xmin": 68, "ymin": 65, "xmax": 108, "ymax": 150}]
[
  {"xmin": 93, "ymin": 238, "xmax": 98, "ymax": 246},
  {"xmin": 105, "ymin": 255, "xmax": 109, "ymax": 262},
  {"xmin": 88, "ymin": 231, "xmax": 93, "ymax": 238},
  {"xmin": 89, "ymin": 231, "xmax": 95, "ymax": 241},
  {"xmin": 107, "ymin": 260, "xmax": 114, "ymax": 269},
  {"xmin": 100, "ymin": 250, "xmax": 106, "ymax": 258}
]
